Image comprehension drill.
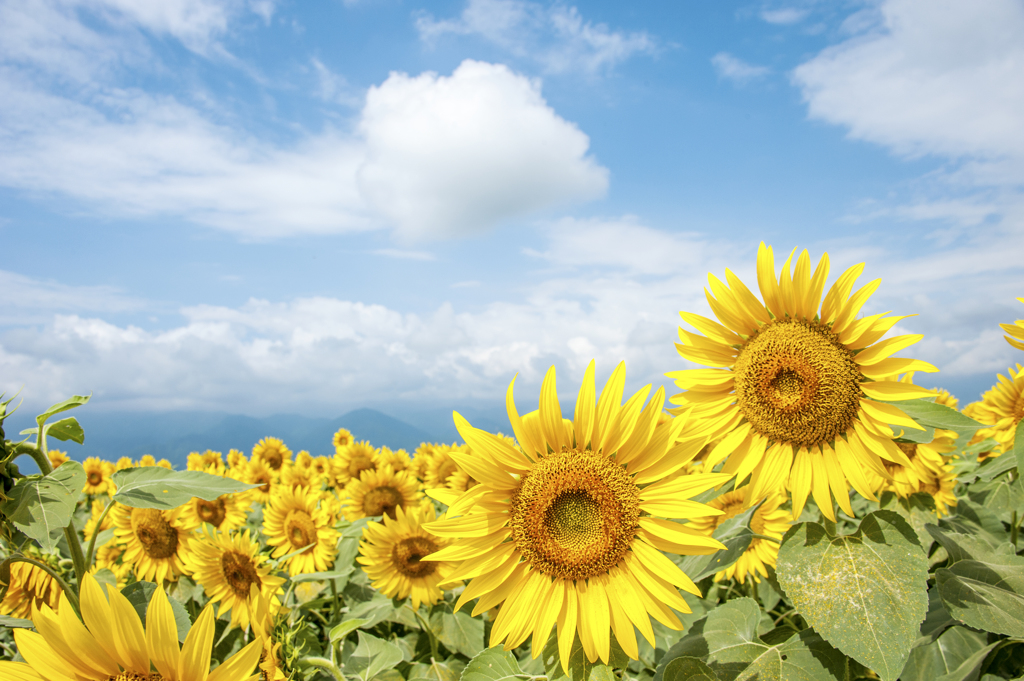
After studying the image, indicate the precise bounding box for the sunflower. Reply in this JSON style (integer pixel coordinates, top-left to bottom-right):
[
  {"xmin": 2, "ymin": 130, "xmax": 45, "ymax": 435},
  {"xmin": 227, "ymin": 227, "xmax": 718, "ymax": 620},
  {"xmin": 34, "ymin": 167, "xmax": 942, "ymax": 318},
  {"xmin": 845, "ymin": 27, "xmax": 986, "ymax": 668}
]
[
  {"xmin": 0, "ymin": 560, "xmax": 62, "ymax": 619},
  {"xmin": 332, "ymin": 440, "xmax": 378, "ymax": 487},
  {"xmin": 137, "ymin": 454, "xmax": 157, "ymax": 467},
  {"xmin": 357, "ymin": 502, "xmax": 457, "ymax": 609},
  {"xmin": 446, "ymin": 469, "xmax": 478, "ymax": 492},
  {"xmin": 409, "ymin": 444, "xmax": 435, "ymax": 481},
  {"xmin": 249, "ymin": 584, "xmax": 287, "ymax": 681},
  {"xmin": 81, "ymin": 457, "xmax": 116, "ymax": 496},
  {"xmin": 83, "ymin": 498, "xmax": 113, "ymax": 542},
  {"xmin": 179, "ymin": 492, "xmax": 248, "ymax": 532},
  {"xmin": 186, "ymin": 527, "xmax": 285, "ymax": 631},
  {"xmin": 240, "ymin": 458, "xmax": 277, "ymax": 504},
  {"xmin": 667, "ymin": 243, "xmax": 938, "ymax": 521},
  {"xmin": 114, "ymin": 456, "xmax": 134, "ymax": 471},
  {"xmin": 343, "ymin": 465, "xmax": 422, "ymax": 521},
  {"xmin": 1001, "ymin": 297, "xmax": 1024, "ymax": 351},
  {"xmin": 375, "ymin": 446, "xmax": 411, "ymax": 473},
  {"xmin": 47, "ymin": 450, "xmax": 69, "ymax": 470},
  {"xmin": 311, "ymin": 455, "xmax": 333, "ymax": 480},
  {"xmin": 92, "ymin": 542, "xmax": 132, "ymax": 587},
  {"xmin": 282, "ymin": 460, "xmax": 319, "ymax": 490},
  {"xmin": 253, "ymin": 437, "xmax": 292, "ymax": 472},
  {"xmin": 0, "ymin": 573, "xmax": 262, "ymax": 681},
  {"xmin": 423, "ymin": 444, "xmax": 463, "ymax": 488},
  {"xmin": 920, "ymin": 465, "xmax": 958, "ymax": 516},
  {"xmin": 112, "ymin": 503, "xmax": 195, "ymax": 583},
  {"xmin": 263, "ymin": 485, "xmax": 339, "ymax": 576},
  {"xmin": 227, "ymin": 448, "xmax": 248, "ymax": 470},
  {"xmin": 333, "ymin": 427, "xmax": 355, "ymax": 450},
  {"xmin": 423, "ymin": 361, "xmax": 730, "ymax": 670},
  {"xmin": 686, "ymin": 487, "xmax": 791, "ymax": 584},
  {"xmin": 967, "ymin": 364, "xmax": 1024, "ymax": 458},
  {"xmin": 187, "ymin": 449, "xmax": 226, "ymax": 475}
]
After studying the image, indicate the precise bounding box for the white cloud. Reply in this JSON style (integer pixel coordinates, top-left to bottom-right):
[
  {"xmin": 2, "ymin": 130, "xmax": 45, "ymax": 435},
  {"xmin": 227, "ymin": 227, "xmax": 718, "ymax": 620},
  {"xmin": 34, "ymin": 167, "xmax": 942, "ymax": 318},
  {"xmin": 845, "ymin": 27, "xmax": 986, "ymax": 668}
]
[
  {"xmin": 416, "ymin": 0, "xmax": 656, "ymax": 75},
  {"xmin": 373, "ymin": 249, "xmax": 436, "ymax": 261},
  {"xmin": 310, "ymin": 57, "xmax": 362, "ymax": 107},
  {"xmin": 711, "ymin": 52, "xmax": 770, "ymax": 83},
  {"xmin": 760, "ymin": 7, "xmax": 810, "ymax": 25},
  {"xmin": 357, "ymin": 60, "xmax": 608, "ymax": 242},
  {"xmin": 0, "ymin": 270, "xmax": 144, "ymax": 325}
]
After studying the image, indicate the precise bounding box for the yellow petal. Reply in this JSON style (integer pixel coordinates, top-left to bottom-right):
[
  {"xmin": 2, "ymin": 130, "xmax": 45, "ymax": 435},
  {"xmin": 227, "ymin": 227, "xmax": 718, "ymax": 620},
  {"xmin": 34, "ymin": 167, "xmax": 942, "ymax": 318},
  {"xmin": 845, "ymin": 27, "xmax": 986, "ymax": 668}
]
[
  {"xmin": 678, "ymin": 311, "xmax": 745, "ymax": 346},
  {"xmin": 539, "ymin": 365, "xmax": 566, "ymax": 454},
  {"xmin": 578, "ymin": 576, "xmax": 610, "ymax": 664},
  {"xmin": 860, "ymin": 381, "xmax": 936, "ymax": 401},
  {"xmin": 855, "ymin": 335, "xmax": 924, "ymax": 365},
  {"xmin": 11, "ymin": 630, "xmax": 77, "ymax": 681},
  {"xmin": 809, "ymin": 452, "xmax": 835, "ymax": 522},
  {"xmin": 574, "ymin": 360, "xmax": 597, "ymax": 450},
  {"xmin": 820, "ymin": 262, "xmax": 864, "ymax": 324},
  {"xmin": 756, "ymin": 242, "xmax": 784, "ymax": 319},
  {"xmin": 424, "ymin": 511, "xmax": 507, "ymax": 538},
  {"xmin": 0, "ymin": 662, "xmax": 47, "ymax": 681},
  {"xmin": 593, "ymin": 361, "xmax": 626, "ymax": 457},
  {"xmin": 108, "ymin": 585, "xmax": 152, "ymax": 672},
  {"xmin": 860, "ymin": 399, "xmax": 926, "ymax": 431},
  {"xmin": 530, "ymin": 575, "xmax": 562, "ymax": 659},
  {"xmin": 822, "ymin": 444, "xmax": 854, "ymax": 517},
  {"xmin": 614, "ymin": 386, "xmax": 664, "ymax": 467},
  {"xmin": 832, "ymin": 278, "xmax": 881, "ymax": 336},
  {"xmin": 556, "ymin": 582, "xmax": 579, "ymax": 676},
  {"xmin": 790, "ymin": 447, "xmax": 813, "ymax": 520},
  {"xmin": 79, "ymin": 574, "xmax": 125, "ymax": 668},
  {"xmin": 506, "ymin": 374, "xmax": 537, "ymax": 458},
  {"xmin": 860, "ymin": 357, "xmax": 939, "ymax": 378},
  {"xmin": 207, "ymin": 639, "xmax": 262, "ymax": 681},
  {"xmin": 179, "ymin": 605, "xmax": 216, "ymax": 681},
  {"xmin": 146, "ymin": 585, "xmax": 181, "ymax": 679},
  {"xmin": 453, "ymin": 413, "xmax": 531, "ymax": 473}
]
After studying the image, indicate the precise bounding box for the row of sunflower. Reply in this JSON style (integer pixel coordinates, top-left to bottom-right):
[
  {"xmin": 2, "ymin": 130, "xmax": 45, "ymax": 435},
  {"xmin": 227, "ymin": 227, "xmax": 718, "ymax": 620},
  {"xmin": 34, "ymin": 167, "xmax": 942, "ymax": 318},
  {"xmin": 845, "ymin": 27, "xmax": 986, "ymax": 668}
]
[{"xmin": 1, "ymin": 244, "xmax": 1023, "ymax": 681}]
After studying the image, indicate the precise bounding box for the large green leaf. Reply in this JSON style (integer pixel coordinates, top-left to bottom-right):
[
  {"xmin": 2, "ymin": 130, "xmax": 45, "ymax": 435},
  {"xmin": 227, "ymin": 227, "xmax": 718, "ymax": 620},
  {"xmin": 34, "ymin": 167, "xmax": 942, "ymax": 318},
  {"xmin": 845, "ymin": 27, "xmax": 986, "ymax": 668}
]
[
  {"xmin": 899, "ymin": 626, "xmax": 988, "ymax": 681},
  {"xmin": 888, "ymin": 399, "xmax": 985, "ymax": 435},
  {"xmin": 462, "ymin": 647, "xmax": 527, "ymax": 681},
  {"xmin": 1016, "ymin": 423, "xmax": 1024, "ymax": 477},
  {"xmin": 676, "ymin": 501, "xmax": 757, "ymax": 582},
  {"xmin": 345, "ymin": 631, "xmax": 404, "ymax": 681},
  {"xmin": 111, "ymin": 467, "xmax": 256, "ymax": 509},
  {"xmin": 936, "ymin": 638, "xmax": 1024, "ymax": 681},
  {"xmin": 925, "ymin": 525, "xmax": 1015, "ymax": 564},
  {"xmin": 775, "ymin": 511, "xmax": 928, "ymax": 681},
  {"xmin": 661, "ymin": 657, "xmax": 720, "ymax": 681},
  {"xmin": 0, "ymin": 461, "xmax": 84, "ymax": 551},
  {"xmin": 121, "ymin": 581, "xmax": 192, "ymax": 642},
  {"xmin": 19, "ymin": 417, "xmax": 86, "ymax": 444},
  {"xmin": 968, "ymin": 476, "xmax": 1024, "ymax": 524},
  {"xmin": 654, "ymin": 599, "xmax": 848, "ymax": 681},
  {"xmin": 429, "ymin": 601, "xmax": 485, "ymax": 659},
  {"xmin": 343, "ymin": 592, "xmax": 397, "ymax": 630},
  {"xmin": 936, "ymin": 557, "xmax": 1024, "ymax": 637},
  {"xmin": 544, "ymin": 631, "xmax": 629, "ymax": 681},
  {"xmin": 35, "ymin": 395, "xmax": 90, "ymax": 430}
]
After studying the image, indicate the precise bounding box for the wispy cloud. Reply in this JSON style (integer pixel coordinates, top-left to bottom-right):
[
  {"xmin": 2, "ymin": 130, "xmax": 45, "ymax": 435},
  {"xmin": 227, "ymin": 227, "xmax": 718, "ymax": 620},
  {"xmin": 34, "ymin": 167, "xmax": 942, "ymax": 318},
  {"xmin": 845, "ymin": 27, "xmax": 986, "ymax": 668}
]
[
  {"xmin": 760, "ymin": 7, "xmax": 810, "ymax": 25},
  {"xmin": 711, "ymin": 52, "xmax": 770, "ymax": 83},
  {"xmin": 373, "ymin": 249, "xmax": 436, "ymax": 261},
  {"xmin": 416, "ymin": 0, "xmax": 657, "ymax": 75}
]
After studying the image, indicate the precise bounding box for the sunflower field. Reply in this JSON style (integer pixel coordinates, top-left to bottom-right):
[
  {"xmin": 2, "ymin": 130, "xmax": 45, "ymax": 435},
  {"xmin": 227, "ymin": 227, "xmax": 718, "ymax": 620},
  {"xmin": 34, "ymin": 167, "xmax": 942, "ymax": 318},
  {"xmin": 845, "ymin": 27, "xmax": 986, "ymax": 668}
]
[{"xmin": 2, "ymin": 243, "xmax": 1024, "ymax": 681}]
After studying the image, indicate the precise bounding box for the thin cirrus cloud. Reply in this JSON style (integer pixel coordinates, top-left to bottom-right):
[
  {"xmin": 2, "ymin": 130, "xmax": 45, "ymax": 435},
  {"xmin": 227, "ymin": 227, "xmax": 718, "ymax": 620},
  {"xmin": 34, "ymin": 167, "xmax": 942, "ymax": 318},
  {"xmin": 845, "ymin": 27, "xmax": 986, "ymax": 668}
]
[
  {"xmin": 0, "ymin": 2, "xmax": 608, "ymax": 242},
  {"xmin": 416, "ymin": 0, "xmax": 657, "ymax": 75},
  {"xmin": 711, "ymin": 52, "xmax": 771, "ymax": 83}
]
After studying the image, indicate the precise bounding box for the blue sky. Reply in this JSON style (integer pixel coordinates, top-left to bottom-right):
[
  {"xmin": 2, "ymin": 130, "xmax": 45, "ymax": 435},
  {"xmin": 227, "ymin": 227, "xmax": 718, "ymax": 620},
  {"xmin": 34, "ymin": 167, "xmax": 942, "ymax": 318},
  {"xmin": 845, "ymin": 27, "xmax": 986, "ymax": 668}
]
[{"xmin": 2, "ymin": 0, "xmax": 1023, "ymax": 423}]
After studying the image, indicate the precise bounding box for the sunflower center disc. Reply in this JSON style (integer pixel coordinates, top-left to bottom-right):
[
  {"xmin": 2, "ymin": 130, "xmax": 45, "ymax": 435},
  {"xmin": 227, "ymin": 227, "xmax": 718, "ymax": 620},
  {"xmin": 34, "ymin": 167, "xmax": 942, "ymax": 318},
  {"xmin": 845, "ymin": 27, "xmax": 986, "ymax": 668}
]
[
  {"xmin": 87, "ymin": 472, "xmax": 103, "ymax": 487},
  {"xmin": 109, "ymin": 674, "xmax": 161, "ymax": 681},
  {"xmin": 734, "ymin": 319, "xmax": 862, "ymax": 447},
  {"xmin": 221, "ymin": 550, "xmax": 262, "ymax": 598},
  {"xmin": 263, "ymin": 451, "xmax": 284, "ymax": 470},
  {"xmin": 284, "ymin": 510, "xmax": 317, "ymax": 549},
  {"xmin": 391, "ymin": 536, "xmax": 440, "ymax": 578},
  {"xmin": 348, "ymin": 454, "xmax": 375, "ymax": 479},
  {"xmin": 130, "ymin": 508, "xmax": 178, "ymax": 559},
  {"xmin": 510, "ymin": 448, "xmax": 640, "ymax": 581},
  {"xmin": 197, "ymin": 498, "xmax": 227, "ymax": 526},
  {"xmin": 363, "ymin": 486, "xmax": 403, "ymax": 519}
]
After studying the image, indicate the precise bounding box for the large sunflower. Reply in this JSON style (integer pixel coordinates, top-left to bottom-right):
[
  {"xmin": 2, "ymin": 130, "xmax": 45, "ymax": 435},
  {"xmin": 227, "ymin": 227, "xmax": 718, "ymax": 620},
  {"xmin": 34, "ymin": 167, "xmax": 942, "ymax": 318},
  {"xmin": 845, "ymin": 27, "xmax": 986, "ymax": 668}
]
[
  {"xmin": 186, "ymin": 527, "xmax": 285, "ymax": 631},
  {"xmin": 668, "ymin": 243, "xmax": 938, "ymax": 521},
  {"xmin": 1001, "ymin": 297, "xmax": 1024, "ymax": 350},
  {"xmin": 263, "ymin": 485, "xmax": 339, "ymax": 576},
  {"xmin": 0, "ymin": 573, "xmax": 262, "ymax": 681},
  {"xmin": 343, "ymin": 464, "xmax": 422, "ymax": 521},
  {"xmin": 112, "ymin": 503, "xmax": 195, "ymax": 583},
  {"xmin": 357, "ymin": 502, "xmax": 457, "ymax": 609},
  {"xmin": 423, "ymin": 361, "xmax": 730, "ymax": 671}
]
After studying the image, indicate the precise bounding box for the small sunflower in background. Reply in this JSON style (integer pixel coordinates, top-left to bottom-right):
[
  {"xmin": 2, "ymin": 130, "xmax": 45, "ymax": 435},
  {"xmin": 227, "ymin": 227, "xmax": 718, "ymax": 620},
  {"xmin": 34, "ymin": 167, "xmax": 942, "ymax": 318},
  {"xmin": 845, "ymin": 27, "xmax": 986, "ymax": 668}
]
[
  {"xmin": 83, "ymin": 498, "xmax": 113, "ymax": 542},
  {"xmin": 423, "ymin": 443, "xmax": 462, "ymax": 488},
  {"xmin": 921, "ymin": 466, "xmax": 959, "ymax": 516},
  {"xmin": 282, "ymin": 460, "xmax": 318, "ymax": 489},
  {"xmin": 424, "ymin": 361, "xmax": 730, "ymax": 671},
  {"xmin": 409, "ymin": 443, "xmax": 435, "ymax": 481},
  {"xmin": 375, "ymin": 446, "xmax": 411, "ymax": 473},
  {"xmin": 187, "ymin": 527, "xmax": 285, "ymax": 631},
  {"xmin": 311, "ymin": 455, "xmax": 333, "ymax": 481},
  {"xmin": 179, "ymin": 493, "xmax": 248, "ymax": 532},
  {"xmin": 333, "ymin": 427, "xmax": 354, "ymax": 451},
  {"xmin": 227, "ymin": 447, "xmax": 247, "ymax": 469},
  {"xmin": 112, "ymin": 503, "xmax": 195, "ymax": 583},
  {"xmin": 114, "ymin": 456, "xmax": 134, "ymax": 471},
  {"xmin": 966, "ymin": 364, "xmax": 1024, "ymax": 459},
  {"xmin": 250, "ymin": 584, "xmax": 288, "ymax": 681},
  {"xmin": 668, "ymin": 243, "xmax": 938, "ymax": 521},
  {"xmin": 357, "ymin": 502, "xmax": 457, "ymax": 609},
  {"xmin": 187, "ymin": 449, "xmax": 226, "ymax": 475},
  {"xmin": 687, "ymin": 486, "xmax": 791, "ymax": 584},
  {"xmin": 81, "ymin": 457, "xmax": 116, "ymax": 496},
  {"xmin": 240, "ymin": 457, "xmax": 277, "ymax": 504},
  {"xmin": 263, "ymin": 484, "xmax": 339, "ymax": 576},
  {"xmin": 46, "ymin": 449, "xmax": 69, "ymax": 470},
  {"xmin": 332, "ymin": 440, "xmax": 377, "ymax": 487},
  {"xmin": 0, "ymin": 559, "xmax": 62, "ymax": 619},
  {"xmin": 0, "ymin": 573, "xmax": 263, "ymax": 681},
  {"xmin": 137, "ymin": 454, "xmax": 157, "ymax": 466},
  {"xmin": 1001, "ymin": 297, "xmax": 1024, "ymax": 350},
  {"xmin": 253, "ymin": 436, "xmax": 292, "ymax": 471},
  {"xmin": 343, "ymin": 464, "xmax": 421, "ymax": 521}
]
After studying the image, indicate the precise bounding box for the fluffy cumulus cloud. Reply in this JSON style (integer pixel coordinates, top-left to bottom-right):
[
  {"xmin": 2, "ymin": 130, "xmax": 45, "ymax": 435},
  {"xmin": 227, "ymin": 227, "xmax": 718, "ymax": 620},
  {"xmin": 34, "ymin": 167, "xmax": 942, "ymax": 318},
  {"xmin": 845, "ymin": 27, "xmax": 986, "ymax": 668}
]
[
  {"xmin": 416, "ymin": 0, "xmax": 656, "ymax": 75},
  {"xmin": 0, "ymin": 2, "xmax": 607, "ymax": 240},
  {"xmin": 358, "ymin": 61, "xmax": 607, "ymax": 242}
]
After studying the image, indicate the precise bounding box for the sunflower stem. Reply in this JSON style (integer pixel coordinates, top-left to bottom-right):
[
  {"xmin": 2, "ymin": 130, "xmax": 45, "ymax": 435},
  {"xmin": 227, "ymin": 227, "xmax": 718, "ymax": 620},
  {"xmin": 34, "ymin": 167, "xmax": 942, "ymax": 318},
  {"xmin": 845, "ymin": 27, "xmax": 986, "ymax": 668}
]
[
  {"xmin": 410, "ymin": 605, "xmax": 439, "ymax": 660},
  {"xmin": 303, "ymin": 656, "xmax": 346, "ymax": 681},
  {"xmin": 330, "ymin": 577, "xmax": 342, "ymax": 622},
  {"xmin": 1012, "ymin": 510, "xmax": 1019, "ymax": 550},
  {"xmin": 749, "ymin": 533, "xmax": 782, "ymax": 545},
  {"xmin": 7, "ymin": 555, "xmax": 80, "ymax": 617},
  {"xmin": 84, "ymin": 498, "xmax": 115, "ymax": 569}
]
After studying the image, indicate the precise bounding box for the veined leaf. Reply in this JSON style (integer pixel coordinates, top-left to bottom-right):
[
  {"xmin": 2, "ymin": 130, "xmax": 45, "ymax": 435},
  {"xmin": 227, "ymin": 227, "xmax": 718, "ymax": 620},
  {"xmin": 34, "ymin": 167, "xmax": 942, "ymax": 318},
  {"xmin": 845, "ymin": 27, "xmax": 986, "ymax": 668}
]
[
  {"xmin": 887, "ymin": 399, "xmax": 984, "ymax": 435},
  {"xmin": 429, "ymin": 601, "xmax": 485, "ymax": 659},
  {"xmin": 661, "ymin": 657, "xmax": 720, "ymax": 681},
  {"xmin": 35, "ymin": 395, "xmax": 90, "ymax": 430},
  {"xmin": 346, "ymin": 631, "xmax": 404, "ymax": 681},
  {"xmin": 676, "ymin": 499, "xmax": 759, "ymax": 582},
  {"xmin": 936, "ymin": 556, "xmax": 1024, "ymax": 637},
  {"xmin": 0, "ymin": 461, "xmax": 85, "ymax": 551},
  {"xmin": 775, "ymin": 511, "xmax": 928, "ymax": 681},
  {"xmin": 111, "ymin": 467, "xmax": 257, "ymax": 509},
  {"xmin": 899, "ymin": 626, "xmax": 987, "ymax": 681},
  {"xmin": 462, "ymin": 647, "xmax": 528, "ymax": 681}
]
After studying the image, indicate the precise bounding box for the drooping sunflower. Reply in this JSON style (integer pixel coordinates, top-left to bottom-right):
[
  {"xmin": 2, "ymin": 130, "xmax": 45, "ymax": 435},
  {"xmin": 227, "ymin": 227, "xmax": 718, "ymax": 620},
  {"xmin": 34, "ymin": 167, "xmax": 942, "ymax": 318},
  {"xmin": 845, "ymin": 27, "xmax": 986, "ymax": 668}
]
[
  {"xmin": 357, "ymin": 502, "xmax": 457, "ymax": 609},
  {"xmin": 111, "ymin": 503, "xmax": 195, "ymax": 583},
  {"xmin": 0, "ymin": 573, "xmax": 262, "ymax": 681},
  {"xmin": 423, "ymin": 361, "xmax": 730, "ymax": 670},
  {"xmin": 920, "ymin": 465, "xmax": 958, "ymax": 517},
  {"xmin": 966, "ymin": 364, "xmax": 1024, "ymax": 458},
  {"xmin": 186, "ymin": 527, "xmax": 285, "ymax": 631},
  {"xmin": 179, "ymin": 492, "xmax": 248, "ymax": 532},
  {"xmin": 0, "ymin": 560, "xmax": 62, "ymax": 619},
  {"xmin": 253, "ymin": 436, "xmax": 292, "ymax": 472},
  {"xmin": 332, "ymin": 440, "xmax": 378, "ymax": 488},
  {"xmin": 686, "ymin": 486, "xmax": 791, "ymax": 584},
  {"xmin": 1001, "ymin": 297, "xmax": 1024, "ymax": 350},
  {"xmin": 668, "ymin": 243, "xmax": 938, "ymax": 521},
  {"xmin": 343, "ymin": 465, "xmax": 422, "ymax": 521},
  {"xmin": 263, "ymin": 485, "xmax": 339, "ymax": 576}
]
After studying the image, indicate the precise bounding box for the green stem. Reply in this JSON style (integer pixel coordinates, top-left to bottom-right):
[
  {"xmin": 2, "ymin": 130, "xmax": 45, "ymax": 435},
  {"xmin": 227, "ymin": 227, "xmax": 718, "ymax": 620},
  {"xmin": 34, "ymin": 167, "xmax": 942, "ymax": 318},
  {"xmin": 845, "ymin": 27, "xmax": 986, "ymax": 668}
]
[
  {"xmin": 410, "ymin": 605, "xmax": 439, "ymax": 660},
  {"xmin": 8, "ymin": 555, "xmax": 80, "ymax": 616},
  {"xmin": 750, "ymin": 533, "xmax": 782, "ymax": 545},
  {"xmin": 84, "ymin": 499, "xmax": 115, "ymax": 569},
  {"xmin": 330, "ymin": 578, "xmax": 342, "ymax": 622},
  {"xmin": 303, "ymin": 656, "xmax": 347, "ymax": 681},
  {"xmin": 1012, "ymin": 510, "xmax": 1019, "ymax": 550}
]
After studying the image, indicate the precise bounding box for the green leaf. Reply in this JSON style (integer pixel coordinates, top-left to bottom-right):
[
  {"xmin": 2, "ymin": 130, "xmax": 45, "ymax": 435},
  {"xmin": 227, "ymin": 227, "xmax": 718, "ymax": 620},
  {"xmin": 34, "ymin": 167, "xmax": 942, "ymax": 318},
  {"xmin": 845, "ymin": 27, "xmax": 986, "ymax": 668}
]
[
  {"xmin": 0, "ymin": 614, "xmax": 34, "ymax": 628},
  {"xmin": 661, "ymin": 657, "xmax": 719, "ymax": 681},
  {"xmin": 654, "ymin": 598, "xmax": 848, "ymax": 681},
  {"xmin": 429, "ymin": 601, "xmax": 485, "ymax": 659},
  {"xmin": 935, "ymin": 638, "xmax": 1024, "ymax": 681},
  {"xmin": 937, "ymin": 499, "xmax": 1007, "ymax": 544},
  {"xmin": 775, "ymin": 511, "xmax": 928, "ymax": 681},
  {"xmin": 462, "ymin": 647, "xmax": 528, "ymax": 681},
  {"xmin": 330, "ymin": 618, "xmax": 370, "ymax": 644},
  {"xmin": 892, "ymin": 424, "xmax": 936, "ymax": 444},
  {"xmin": 935, "ymin": 556, "xmax": 1024, "ymax": 637},
  {"xmin": 35, "ymin": 395, "xmax": 90, "ymax": 429},
  {"xmin": 677, "ymin": 499, "xmax": 761, "ymax": 582},
  {"xmin": 968, "ymin": 477, "xmax": 1024, "ymax": 524},
  {"xmin": 973, "ymin": 453, "xmax": 1017, "ymax": 482},
  {"xmin": 888, "ymin": 399, "xmax": 985, "ymax": 435},
  {"xmin": 917, "ymin": 586, "xmax": 956, "ymax": 646},
  {"xmin": 346, "ymin": 631, "xmax": 404, "ymax": 681},
  {"xmin": 0, "ymin": 461, "xmax": 85, "ymax": 551},
  {"xmin": 1016, "ymin": 422, "xmax": 1024, "ymax": 478},
  {"xmin": 544, "ymin": 631, "xmax": 629, "ymax": 681},
  {"xmin": 44, "ymin": 417, "xmax": 85, "ymax": 444},
  {"xmin": 899, "ymin": 626, "xmax": 988, "ymax": 681},
  {"xmin": 879, "ymin": 492, "xmax": 939, "ymax": 551},
  {"xmin": 289, "ymin": 564, "xmax": 355, "ymax": 584},
  {"xmin": 121, "ymin": 581, "xmax": 192, "ymax": 642},
  {"xmin": 111, "ymin": 467, "xmax": 257, "ymax": 509},
  {"xmin": 343, "ymin": 592, "xmax": 396, "ymax": 630}
]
